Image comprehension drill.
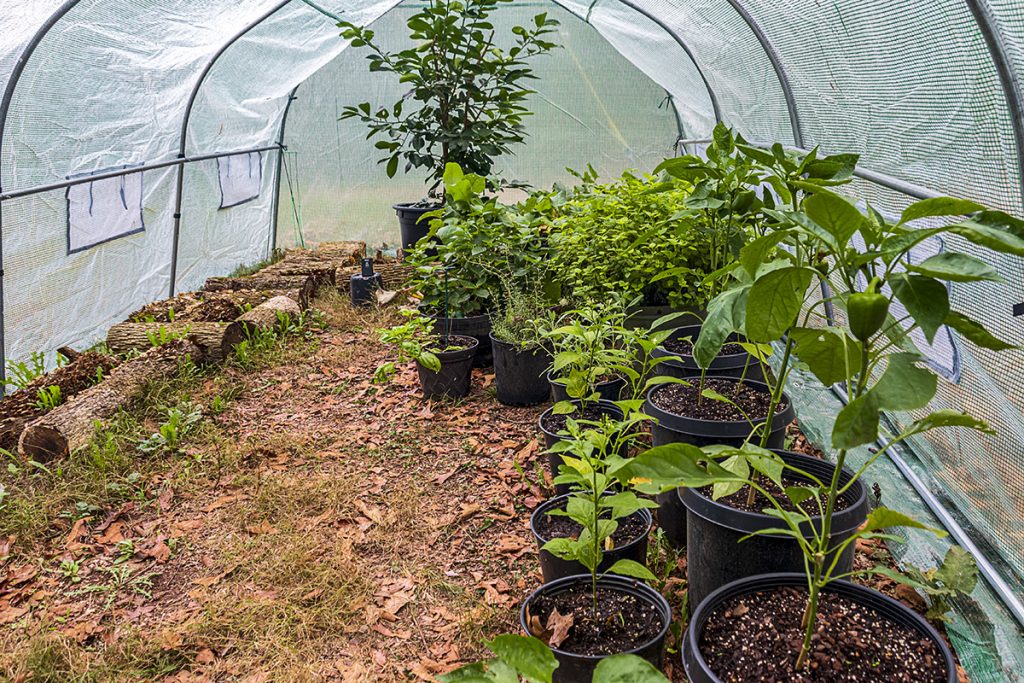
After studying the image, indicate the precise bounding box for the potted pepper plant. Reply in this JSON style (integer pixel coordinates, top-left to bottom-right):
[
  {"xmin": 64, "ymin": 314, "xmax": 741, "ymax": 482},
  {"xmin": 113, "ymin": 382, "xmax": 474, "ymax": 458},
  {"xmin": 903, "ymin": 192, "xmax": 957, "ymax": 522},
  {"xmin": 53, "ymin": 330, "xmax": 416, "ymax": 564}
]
[
  {"xmin": 375, "ymin": 309, "xmax": 478, "ymax": 399},
  {"xmin": 337, "ymin": 0, "xmax": 559, "ymax": 251},
  {"xmin": 616, "ymin": 185, "xmax": 1022, "ymax": 681}
]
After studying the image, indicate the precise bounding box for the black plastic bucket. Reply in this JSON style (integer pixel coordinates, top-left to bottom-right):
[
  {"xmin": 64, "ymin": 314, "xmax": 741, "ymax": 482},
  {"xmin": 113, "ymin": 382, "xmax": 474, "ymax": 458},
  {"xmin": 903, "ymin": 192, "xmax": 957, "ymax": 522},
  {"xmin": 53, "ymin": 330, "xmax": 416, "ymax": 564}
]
[
  {"xmin": 682, "ymin": 573, "xmax": 956, "ymax": 683},
  {"xmin": 682, "ymin": 450, "xmax": 868, "ymax": 609},
  {"xmin": 531, "ymin": 493, "xmax": 652, "ymax": 582},
  {"xmin": 645, "ymin": 377, "xmax": 794, "ymax": 549},
  {"xmin": 431, "ymin": 314, "xmax": 493, "ymax": 367},
  {"xmin": 394, "ymin": 202, "xmax": 440, "ymax": 255},
  {"xmin": 548, "ymin": 372, "xmax": 625, "ymax": 403},
  {"xmin": 490, "ymin": 334, "xmax": 551, "ymax": 406},
  {"xmin": 520, "ymin": 574, "xmax": 671, "ymax": 682},
  {"xmin": 416, "ymin": 336, "xmax": 478, "ymax": 399},
  {"xmin": 651, "ymin": 324, "xmax": 764, "ymax": 382},
  {"xmin": 538, "ymin": 399, "xmax": 625, "ymax": 493}
]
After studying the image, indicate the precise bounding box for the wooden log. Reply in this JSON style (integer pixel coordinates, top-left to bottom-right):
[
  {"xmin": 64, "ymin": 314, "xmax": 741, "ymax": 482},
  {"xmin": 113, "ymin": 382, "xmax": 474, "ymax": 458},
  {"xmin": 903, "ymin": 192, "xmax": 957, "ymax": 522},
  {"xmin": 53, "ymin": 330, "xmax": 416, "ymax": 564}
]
[
  {"xmin": 236, "ymin": 296, "xmax": 302, "ymax": 333},
  {"xmin": 19, "ymin": 339, "xmax": 203, "ymax": 462},
  {"xmin": 0, "ymin": 351, "xmax": 120, "ymax": 452},
  {"xmin": 203, "ymin": 274, "xmax": 316, "ymax": 307},
  {"xmin": 200, "ymin": 288, "xmax": 307, "ymax": 314},
  {"xmin": 258, "ymin": 266, "xmax": 336, "ymax": 289},
  {"xmin": 337, "ymin": 262, "xmax": 413, "ymax": 293},
  {"xmin": 106, "ymin": 322, "xmax": 244, "ymax": 363},
  {"xmin": 128, "ymin": 293, "xmax": 203, "ymax": 323}
]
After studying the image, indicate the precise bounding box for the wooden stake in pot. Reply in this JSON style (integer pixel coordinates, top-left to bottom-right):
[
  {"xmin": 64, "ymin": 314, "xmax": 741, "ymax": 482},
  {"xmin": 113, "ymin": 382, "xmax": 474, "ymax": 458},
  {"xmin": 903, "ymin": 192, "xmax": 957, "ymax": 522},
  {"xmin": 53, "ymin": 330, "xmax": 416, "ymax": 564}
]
[{"xmin": 18, "ymin": 339, "xmax": 204, "ymax": 462}]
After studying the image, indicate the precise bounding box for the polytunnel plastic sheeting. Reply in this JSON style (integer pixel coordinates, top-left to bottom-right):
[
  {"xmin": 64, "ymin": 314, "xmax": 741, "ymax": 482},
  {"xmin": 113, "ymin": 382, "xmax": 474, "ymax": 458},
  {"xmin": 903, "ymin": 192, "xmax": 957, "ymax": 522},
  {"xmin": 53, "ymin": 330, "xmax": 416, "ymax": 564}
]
[
  {"xmin": 734, "ymin": 0, "xmax": 1023, "ymax": 214},
  {"xmin": 275, "ymin": 0, "xmax": 685, "ymax": 249}
]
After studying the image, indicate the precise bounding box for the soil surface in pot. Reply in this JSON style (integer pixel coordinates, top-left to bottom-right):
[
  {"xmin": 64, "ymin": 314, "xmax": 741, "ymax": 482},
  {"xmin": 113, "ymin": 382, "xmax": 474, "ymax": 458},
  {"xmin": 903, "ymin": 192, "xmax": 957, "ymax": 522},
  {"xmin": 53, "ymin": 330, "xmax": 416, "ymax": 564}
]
[
  {"xmin": 700, "ymin": 586, "xmax": 946, "ymax": 682},
  {"xmin": 652, "ymin": 378, "xmax": 784, "ymax": 421},
  {"xmin": 697, "ymin": 476, "xmax": 850, "ymax": 514},
  {"xmin": 529, "ymin": 584, "xmax": 664, "ymax": 656},
  {"xmin": 663, "ymin": 335, "xmax": 745, "ymax": 357},
  {"xmin": 541, "ymin": 404, "xmax": 616, "ymax": 434},
  {"xmin": 426, "ymin": 334, "xmax": 476, "ymax": 354},
  {"xmin": 535, "ymin": 506, "xmax": 646, "ymax": 548}
]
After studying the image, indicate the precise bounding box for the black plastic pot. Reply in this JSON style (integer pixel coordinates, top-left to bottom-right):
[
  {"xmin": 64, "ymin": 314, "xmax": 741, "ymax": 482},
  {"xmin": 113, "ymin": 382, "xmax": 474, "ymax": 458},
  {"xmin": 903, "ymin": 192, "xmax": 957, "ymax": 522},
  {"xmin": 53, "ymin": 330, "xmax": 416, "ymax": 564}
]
[
  {"xmin": 645, "ymin": 377, "xmax": 795, "ymax": 549},
  {"xmin": 539, "ymin": 399, "xmax": 625, "ymax": 494},
  {"xmin": 548, "ymin": 372, "xmax": 625, "ymax": 403},
  {"xmin": 651, "ymin": 324, "xmax": 764, "ymax": 383},
  {"xmin": 394, "ymin": 202, "xmax": 440, "ymax": 254},
  {"xmin": 682, "ymin": 450, "xmax": 868, "ymax": 609},
  {"xmin": 682, "ymin": 573, "xmax": 956, "ymax": 683},
  {"xmin": 531, "ymin": 493, "xmax": 652, "ymax": 583},
  {"xmin": 490, "ymin": 334, "xmax": 551, "ymax": 406},
  {"xmin": 521, "ymin": 574, "xmax": 671, "ymax": 682},
  {"xmin": 416, "ymin": 336, "xmax": 478, "ymax": 399},
  {"xmin": 431, "ymin": 314, "xmax": 493, "ymax": 367}
]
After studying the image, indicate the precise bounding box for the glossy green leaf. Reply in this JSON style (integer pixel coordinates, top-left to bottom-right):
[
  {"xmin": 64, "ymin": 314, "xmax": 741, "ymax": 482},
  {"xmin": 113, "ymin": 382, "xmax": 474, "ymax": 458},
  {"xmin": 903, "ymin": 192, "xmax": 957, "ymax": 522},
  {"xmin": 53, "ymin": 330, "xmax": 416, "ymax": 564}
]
[
  {"xmin": 904, "ymin": 409, "xmax": 995, "ymax": 437},
  {"xmin": 945, "ymin": 311, "xmax": 1017, "ymax": 350},
  {"xmin": 606, "ymin": 559, "xmax": 657, "ymax": 581},
  {"xmin": 593, "ymin": 654, "xmax": 670, "ymax": 683},
  {"xmin": 862, "ymin": 506, "xmax": 946, "ymax": 537},
  {"xmin": 745, "ymin": 267, "xmax": 814, "ymax": 342},
  {"xmin": 790, "ymin": 327, "xmax": 861, "ymax": 387},
  {"xmin": 487, "ymin": 635, "xmax": 558, "ymax": 683},
  {"xmin": 803, "ymin": 191, "xmax": 863, "ymax": 248},
  {"xmin": 899, "ymin": 197, "xmax": 985, "ymax": 224},
  {"xmin": 906, "ymin": 252, "xmax": 1004, "ymax": 283},
  {"xmin": 872, "ymin": 353, "xmax": 937, "ymax": 411},
  {"xmin": 832, "ymin": 392, "xmax": 880, "ymax": 450},
  {"xmin": 889, "ymin": 274, "xmax": 949, "ymax": 344}
]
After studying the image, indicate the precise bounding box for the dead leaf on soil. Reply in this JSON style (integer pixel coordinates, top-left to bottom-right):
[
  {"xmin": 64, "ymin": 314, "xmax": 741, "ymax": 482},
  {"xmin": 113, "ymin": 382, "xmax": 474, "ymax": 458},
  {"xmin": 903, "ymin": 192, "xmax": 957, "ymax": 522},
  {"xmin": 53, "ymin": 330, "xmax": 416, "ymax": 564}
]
[
  {"xmin": 245, "ymin": 520, "xmax": 278, "ymax": 536},
  {"xmin": 546, "ymin": 609, "xmax": 574, "ymax": 648}
]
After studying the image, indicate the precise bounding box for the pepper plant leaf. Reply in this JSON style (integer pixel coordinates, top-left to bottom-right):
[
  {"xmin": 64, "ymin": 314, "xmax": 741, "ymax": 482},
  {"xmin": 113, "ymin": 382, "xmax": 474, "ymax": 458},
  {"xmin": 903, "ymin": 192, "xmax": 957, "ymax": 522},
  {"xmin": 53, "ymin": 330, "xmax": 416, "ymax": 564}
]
[
  {"xmin": 945, "ymin": 311, "xmax": 1017, "ymax": 350},
  {"xmin": 593, "ymin": 654, "xmax": 670, "ymax": 683},
  {"xmin": 906, "ymin": 252, "xmax": 1004, "ymax": 283},
  {"xmin": 605, "ymin": 559, "xmax": 657, "ymax": 581},
  {"xmin": 832, "ymin": 392, "xmax": 880, "ymax": 449},
  {"xmin": 902, "ymin": 409, "xmax": 995, "ymax": 437},
  {"xmin": 486, "ymin": 634, "xmax": 558, "ymax": 683},
  {"xmin": 694, "ymin": 285, "xmax": 749, "ymax": 369},
  {"xmin": 898, "ymin": 197, "xmax": 985, "ymax": 224},
  {"xmin": 745, "ymin": 267, "xmax": 814, "ymax": 343},
  {"xmin": 889, "ymin": 273, "xmax": 948, "ymax": 344},
  {"xmin": 803, "ymin": 191, "xmax": 863, "ymax": 248},
  {"xmin": 872, "ymin": 353, "xmax": 937, "ymax": 411},
  {"xmin": 791, "ymin": 327, "xmax": 862, "ymax": 387},
  {"xmin": 862, "ymin": 506, "xmax": 946, "ymax": 537}
]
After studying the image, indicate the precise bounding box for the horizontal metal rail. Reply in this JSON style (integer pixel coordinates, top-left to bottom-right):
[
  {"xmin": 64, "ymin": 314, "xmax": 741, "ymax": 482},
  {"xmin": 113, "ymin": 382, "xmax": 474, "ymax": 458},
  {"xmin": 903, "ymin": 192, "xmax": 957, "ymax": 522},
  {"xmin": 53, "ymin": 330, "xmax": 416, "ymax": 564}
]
[
  {"xmin": 0, "ymin": 144, "xmax": 285, "ymax": 202},
  {"xmin": 678, "ymin": 138, "xmax": 945, "ymax": 201}
]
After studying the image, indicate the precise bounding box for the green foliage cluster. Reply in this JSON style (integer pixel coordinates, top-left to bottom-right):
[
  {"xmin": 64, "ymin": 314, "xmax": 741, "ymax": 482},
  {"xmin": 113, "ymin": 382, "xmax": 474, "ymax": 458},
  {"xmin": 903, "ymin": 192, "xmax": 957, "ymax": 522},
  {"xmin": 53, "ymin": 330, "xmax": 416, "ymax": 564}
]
[
  {"xmin": 338, "ymin": 0, "xmax": 559, "ymax": 188},
  {"xmin": 551, "ymin": 172, "xmax": 714, "ymax": 309}
]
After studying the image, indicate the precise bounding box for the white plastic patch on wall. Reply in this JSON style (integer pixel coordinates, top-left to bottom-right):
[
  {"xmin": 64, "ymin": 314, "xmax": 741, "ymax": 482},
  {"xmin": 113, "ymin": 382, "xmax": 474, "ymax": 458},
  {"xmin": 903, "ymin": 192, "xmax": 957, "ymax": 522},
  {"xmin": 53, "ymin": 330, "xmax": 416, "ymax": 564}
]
[
  {"xmin": 65, "ymin": 166, "xmax": 145, "ymax": 254},
  {"xmin": 217, "ymin": 151, "xmax": 263, "ymax": 209}
]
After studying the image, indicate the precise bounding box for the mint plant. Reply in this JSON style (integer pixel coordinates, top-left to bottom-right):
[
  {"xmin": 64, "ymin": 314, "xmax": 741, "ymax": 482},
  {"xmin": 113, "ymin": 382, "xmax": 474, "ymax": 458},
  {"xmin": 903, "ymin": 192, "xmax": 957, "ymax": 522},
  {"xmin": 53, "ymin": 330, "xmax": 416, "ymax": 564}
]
[{"xmin": 616, "ymin": 184, "xmax": 1021, "ymax": 670}]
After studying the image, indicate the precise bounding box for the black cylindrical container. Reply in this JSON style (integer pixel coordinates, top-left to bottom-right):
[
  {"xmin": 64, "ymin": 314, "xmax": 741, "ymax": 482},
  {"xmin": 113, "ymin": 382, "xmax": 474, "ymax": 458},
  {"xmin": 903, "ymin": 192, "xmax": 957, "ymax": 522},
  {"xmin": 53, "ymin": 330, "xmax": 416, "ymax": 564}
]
[
  {"xmin": 547, "ymin": 372, "xmax": 625, "ymax": 403},
  {"xmin": 645, "ymin": 377, "xmax": 795, "ymax": 549},
  {"xmin": 394, "ymin": 202, "xmax": 440, "ymax": 255},
  {"xmin": 651, "ymin": 325, "xmax": 763, "ymax": 382},
  {"xmin": 538, "ymin": 399, "xmax": 625, "ymax": 493},
  {"xmin": 682, "ymin": 573, "xmax": 956, "ymax": 683},
  {"xmin": 531, "ymin": 493, "xmax": 652, "ymax": 582},
  {"xmin": 520, "ymin": 574, "xmax": 671, "ymax": 683},
  {"xmin": 350, "ymin": 271, "xmax": 383, "ymax": 307},
  {"xmin": 416, "ymin": 336, "xmax": 478, "ymax": 399},
  {"xmin": 682, "ymin": 450, "xmax": 868, "ymax": 608},
  {"xmin": 490, "ymin": 333, "xmax": 550, "ymax": 406},
  {"xmin": 431, "ymin": 314, "xmax": 493, "ymax": 367}
]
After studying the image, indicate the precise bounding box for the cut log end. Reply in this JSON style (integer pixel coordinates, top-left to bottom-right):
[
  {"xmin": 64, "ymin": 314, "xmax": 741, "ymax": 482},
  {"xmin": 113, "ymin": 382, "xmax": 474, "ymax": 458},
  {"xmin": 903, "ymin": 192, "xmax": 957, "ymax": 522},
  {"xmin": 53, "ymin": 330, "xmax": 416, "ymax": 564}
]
[{"xmin": 18, "ymin": 424, "xmax": 68, "ymax": 463}]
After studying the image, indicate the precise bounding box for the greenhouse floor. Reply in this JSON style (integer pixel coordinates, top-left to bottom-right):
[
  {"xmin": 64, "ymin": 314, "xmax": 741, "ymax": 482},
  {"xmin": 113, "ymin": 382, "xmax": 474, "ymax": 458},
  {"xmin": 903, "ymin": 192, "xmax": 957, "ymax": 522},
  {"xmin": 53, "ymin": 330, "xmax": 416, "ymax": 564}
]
[{"xmin": 0, "ymin": 295, "xmax": 963, "ymax": 682}]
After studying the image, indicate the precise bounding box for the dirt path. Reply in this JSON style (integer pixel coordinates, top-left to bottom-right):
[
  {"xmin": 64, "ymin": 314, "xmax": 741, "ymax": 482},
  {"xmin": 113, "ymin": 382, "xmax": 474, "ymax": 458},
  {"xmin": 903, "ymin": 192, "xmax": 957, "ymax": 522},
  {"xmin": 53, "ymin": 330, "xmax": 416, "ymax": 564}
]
[{"xmin": 0, "ymin": 300, "xmax": 692, "ymax": 682}]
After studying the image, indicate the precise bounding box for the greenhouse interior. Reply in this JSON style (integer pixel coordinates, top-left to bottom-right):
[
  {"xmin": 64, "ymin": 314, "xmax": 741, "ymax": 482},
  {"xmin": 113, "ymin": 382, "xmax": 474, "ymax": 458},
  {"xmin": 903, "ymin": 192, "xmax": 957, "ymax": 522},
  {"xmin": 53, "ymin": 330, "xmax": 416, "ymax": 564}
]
[{"xmin": 2, "ymin": 0, "xmax": 1024, "ymax": 681}]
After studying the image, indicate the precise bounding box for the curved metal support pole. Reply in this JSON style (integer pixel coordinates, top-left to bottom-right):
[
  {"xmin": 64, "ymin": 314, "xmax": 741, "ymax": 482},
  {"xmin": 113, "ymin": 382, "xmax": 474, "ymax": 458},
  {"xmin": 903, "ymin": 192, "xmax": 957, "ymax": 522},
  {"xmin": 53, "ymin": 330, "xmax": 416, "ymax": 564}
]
[
  {"xmin": 610, "ymin": 0, "xmax": 722, "ymax": 124},
  {"xmin": 269, "ymin": 86, "xmax": 301, "ymax": 258},
  {"xmin": 722, "ymin": 0, "xmax": 803, "ymax": 147},
  {"xmin": 0, "ymin": 0, "xmax": 83, "ymax": 389},
  {"xmin": 964, "ymin": 0, "xmax": 1024, "ymax": 212},
  {"xmin": 169, "ymin": 0, "xmax": 293, "ymax": 297}
]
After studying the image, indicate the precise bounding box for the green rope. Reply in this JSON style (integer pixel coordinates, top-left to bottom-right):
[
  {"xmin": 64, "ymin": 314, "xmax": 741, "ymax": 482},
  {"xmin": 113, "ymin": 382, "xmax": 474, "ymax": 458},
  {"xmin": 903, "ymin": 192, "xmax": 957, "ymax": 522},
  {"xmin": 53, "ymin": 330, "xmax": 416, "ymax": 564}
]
[
  {"xmin": 282, "ymin": 150, "xmax": 306, "ymax": 249},
  {"xmin": 298, "ymin": 0, "xmax": 345, "ymax": 23}
]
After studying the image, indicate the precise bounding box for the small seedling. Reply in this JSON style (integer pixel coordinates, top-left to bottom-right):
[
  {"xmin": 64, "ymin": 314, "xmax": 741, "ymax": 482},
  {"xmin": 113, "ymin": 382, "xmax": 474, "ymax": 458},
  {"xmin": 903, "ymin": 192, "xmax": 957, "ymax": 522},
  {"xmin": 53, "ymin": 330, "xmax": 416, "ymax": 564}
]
[
  {"xmin": 34, "ymin": 385, "xmax": 62, "ymax": 412},
  {"xmin": 58, "ymin": 559, "xmax": 82, "ymax": 583},
  {"xmin": 137, "ymin": 403, "xmax": 203, "ymax": 456}
]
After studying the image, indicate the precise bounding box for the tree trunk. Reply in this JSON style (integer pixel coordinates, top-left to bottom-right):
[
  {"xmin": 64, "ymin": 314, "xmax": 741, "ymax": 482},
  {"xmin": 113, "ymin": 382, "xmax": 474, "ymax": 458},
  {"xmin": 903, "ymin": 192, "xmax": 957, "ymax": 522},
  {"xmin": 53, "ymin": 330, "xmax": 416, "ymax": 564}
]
[
  {"xmin": 203, "ymin": 274, "xmax": 316, "ymax": 307},
  {"xmin": 236, "ymin": 296, "xmax": 302, "ymax": 333},
  {"xmin": 106, "ymin": 322, "xmax": 244, "ymax": 363},
  {"xmin": 18, "ymin": 340, "xmax": 203, "ymax": 462},
  {"xmin": 0, "ymin": 351, "xmax": 120, "ymax": 452}
]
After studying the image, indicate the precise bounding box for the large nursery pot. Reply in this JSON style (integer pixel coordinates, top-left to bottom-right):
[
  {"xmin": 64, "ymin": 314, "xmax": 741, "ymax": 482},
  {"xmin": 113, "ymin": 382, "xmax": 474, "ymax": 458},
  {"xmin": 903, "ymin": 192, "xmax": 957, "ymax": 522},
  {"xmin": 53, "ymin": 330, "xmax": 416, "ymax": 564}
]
[
  {"xmin": 645, "ymin": 376, "xmax": 795, "ymax": 549},
  {"xmin": 547, "ymin": 371, "xmax": 625, "ymax": 403},
  {"xmin": 624, "ymin": 304, "xmax": 702, "ymax": 331},
  {"xmin": 416, "ymin": 335, "xmax": 479, "ymax": 399},
  {"xmin": 530, "ymin": 493, "xmax": 652, "ymax": 583},
  {"xmin": 520, "ymin": 574, "xmax": 671, "ymax": 683},
  {"xmin": 538, "ymin": 399, "xmax": 625, "ymax": 494},
  {"xmin": 430, "ymin": 313, "xmax": 493, "ymax": 367},
  {"xmin": 394, "ymin": 202, "xmax": 440, "ymax": 254},
  {"xmin": 490, "ymin": 333, "xmax": 551, "ymax": 406},
  {"xmin": 682, "ymin": 450, "xmax": 868, "ymax": 609},
  {"xmin": 682, "ymin": 573, "xmax": 956, "ymax": 683},
  {"xmin": 651, "ymin": 324, "xmax": 764, "ymax": 383}
]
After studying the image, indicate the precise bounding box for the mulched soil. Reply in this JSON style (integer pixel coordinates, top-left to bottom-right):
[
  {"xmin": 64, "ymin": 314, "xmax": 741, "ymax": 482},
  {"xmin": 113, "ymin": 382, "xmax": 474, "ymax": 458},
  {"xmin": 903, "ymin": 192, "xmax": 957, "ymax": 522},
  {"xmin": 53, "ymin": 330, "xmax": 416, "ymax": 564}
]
[
  {"xmin": 700, "ymin": 585, "xmax": 947, "ymax": 682},
  {"xmin": 534, "ymin": 506, "xmax": 647, "ymax": 548},
  {"xmin": 527, "ymin": 583, "xmax": 664, "ymax": 656},
  {"xmin": 697, "ymin": 475, "xmax": 850, "ymax": 515},
  {"xmin": 651, "ymin": 377, "xmax": 785, "ymax": 422},
  {"xmin": 662, "ymin": 336, "xmax": 746, "ymax": 357}
]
